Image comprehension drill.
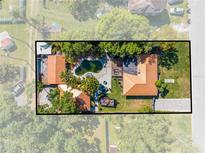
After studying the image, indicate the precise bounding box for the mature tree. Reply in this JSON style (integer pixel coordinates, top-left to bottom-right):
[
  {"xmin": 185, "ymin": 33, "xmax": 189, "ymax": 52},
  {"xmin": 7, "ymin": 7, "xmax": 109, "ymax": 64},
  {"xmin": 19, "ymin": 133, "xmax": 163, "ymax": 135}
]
[
  {"xmin": 61, "ymin": 71, "xmax": 81, "ymax": 89},
  {"xmin": 80, "ymin": 77, "xmax": 99, "ymax": 95},
  {"xmin": 159, "ymin": 42, "xmax": 174, "ymax": 51},
  {"xmin": 117, "ymin": 115, "xmax": 174, "ymax": 152},
  {"xmin": 60, "ymin": 42, "xmax": 93, "ymax": 64},
  {"xmin": 57, "ymin": 92, "xmax": 78, "ymax": 113},
  {"xmin": 69, "ymin": 0, "xmax": 100, "ymax": 21},
  {"xmin": 96, "ymin": 8, "xmax": 152, "ymax": 40},
  {"xmin": 155, "ymin": 79, "xmax": 168, "ymax": 97},
  {"xmin": 98, "ymin": 42, "xmax": 121, "ymax": 57},
  {"xmin": 0, "ymin": 64, "xmax": 19, "ymax": 83},
  {"xmin": 47, "ymin": 88, "xmax": 60, "ymax": 103},
  {"xmin": 0, "ymin": 90, "xmax": 101, "ymax": 152},
  {"xmin": 158, "ymin": 43, "xmax": 179, "ymax": 70}
]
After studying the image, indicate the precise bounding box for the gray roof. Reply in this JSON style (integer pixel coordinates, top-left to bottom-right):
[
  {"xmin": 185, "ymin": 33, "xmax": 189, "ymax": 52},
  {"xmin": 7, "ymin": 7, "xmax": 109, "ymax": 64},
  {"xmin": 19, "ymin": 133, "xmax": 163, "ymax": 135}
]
[{"xmin": 128, "ymin": 0, "xmax": 167, "ymax": 16}]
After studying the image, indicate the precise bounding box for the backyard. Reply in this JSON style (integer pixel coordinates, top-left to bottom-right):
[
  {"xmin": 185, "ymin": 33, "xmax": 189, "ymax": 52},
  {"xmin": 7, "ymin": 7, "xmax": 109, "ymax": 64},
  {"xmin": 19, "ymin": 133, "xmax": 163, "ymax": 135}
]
[
  {"xmin": 75, "ymin": 60, "xmax": 103, "ymax": 76},
  {"xmin": 98, "ymin": 78, "xmax": 152, "ymax": 113}
]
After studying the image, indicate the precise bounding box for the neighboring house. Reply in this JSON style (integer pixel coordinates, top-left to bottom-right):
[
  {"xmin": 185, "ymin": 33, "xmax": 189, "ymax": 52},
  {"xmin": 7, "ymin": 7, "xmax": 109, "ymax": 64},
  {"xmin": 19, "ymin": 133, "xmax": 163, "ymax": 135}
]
[
  {"xmin": 58, "ymin": 84, "xmax": 91, "ymax": 112},
  {"xmin": 128, "ymin": 0, "xmax": 167, "ymax": 16},
  {"xmin": 37, "ymin": 42, "xmax": 52, "ymax": 55},
  {"xmin": 47, "ymin": 55, "xmax": 66, "ymax": 84},
  {"xmin": 0, "ymin": 31, "xmax": 16, "ymax": 52},
  {"xmin": 123, "ymin": 54, "xmax": 158, "ymax": 96}
]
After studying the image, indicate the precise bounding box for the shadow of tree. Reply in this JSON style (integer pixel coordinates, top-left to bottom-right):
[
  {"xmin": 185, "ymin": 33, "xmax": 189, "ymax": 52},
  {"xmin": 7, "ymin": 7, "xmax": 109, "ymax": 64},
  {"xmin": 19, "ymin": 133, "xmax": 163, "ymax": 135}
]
[
  {"xmin": 159, "ymin": 48, "xmax": 179, "ymax": 70},
  {"xmin": 148, "ymin": 10, "xmax": 171, "ymax": 27},
  {"xmin": 160, "ymin": 88, "xmax": 169, "ymax": 98}
]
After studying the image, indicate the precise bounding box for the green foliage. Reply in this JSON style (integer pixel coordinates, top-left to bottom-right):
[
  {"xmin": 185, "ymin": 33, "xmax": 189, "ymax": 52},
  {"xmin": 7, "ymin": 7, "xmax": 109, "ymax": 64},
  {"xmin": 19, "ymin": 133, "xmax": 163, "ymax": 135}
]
[
  {"xmin": 0, "ymin": 64, "xmax": 19, "ymax": 83},
  {"xmin": 57, "ymin": 42, "xmax": 93, "ymax": 64},
  {"xmin": 55, "ymin": 92, "xmax": 78, "ymax": 113},
  {"xmin": 80, "ymin": 77, "xmax": 100, "ymax": 95},
  {"xmin": 60, "ymin": 71, "xmax": 81, "ymax": 89},
  {"xmin": 117, "ymin": 115, "xmax": 175, "ymax": 152},
  {"xmin": 98, "ymin": 42, "xmax": 154, "ymax": 58},
  {"xmin": 96, "ymin": 8, "xmax": 151, "ymax": 40},
  {"xmin": 47, "ymin": 88, "xmax": 60, "ymax": 103},
  {"xmin": 37, "ymin": 80, "xmax": 44, "ymax": 93},
  {"xmin": 69, "ymin": 0, "xmax": 100, "ymax": 21},
  {"xmin": 158, "ymin": 43, "xmax": 179, "ymax": 70},
  {"xmin": 159, "ymin": 42, "xmax": 174, "ymax": 51},
  {"xmin": 1, "ymin": 91, "xmax": 100, "ymax": 152},
  {"xmin": 155, "ymin": 79, "xmax": 168, "ymax": 97}
]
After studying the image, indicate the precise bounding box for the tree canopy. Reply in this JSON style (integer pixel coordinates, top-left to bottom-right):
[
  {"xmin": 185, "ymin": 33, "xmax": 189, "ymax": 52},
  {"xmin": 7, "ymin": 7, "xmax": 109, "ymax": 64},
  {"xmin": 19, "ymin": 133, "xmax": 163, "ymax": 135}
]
[
  {"xmin": 96, "ymin": 8, "xmax": 152, "ymax": 40},
  {"xmin": 69, "ymin": 0, "xmax": 100, "ymax": 21},
  {"xmin": 80, "ymin": 77, "xmax": 100, "ymax": 95}
]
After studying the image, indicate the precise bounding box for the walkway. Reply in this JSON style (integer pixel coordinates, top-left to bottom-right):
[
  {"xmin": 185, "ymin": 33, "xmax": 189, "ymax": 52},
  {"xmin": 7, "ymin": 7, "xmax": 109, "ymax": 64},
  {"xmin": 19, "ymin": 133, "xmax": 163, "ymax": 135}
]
[{"xmin": 155, "ymin": 98, "xmax": 191, "ymax": 112}]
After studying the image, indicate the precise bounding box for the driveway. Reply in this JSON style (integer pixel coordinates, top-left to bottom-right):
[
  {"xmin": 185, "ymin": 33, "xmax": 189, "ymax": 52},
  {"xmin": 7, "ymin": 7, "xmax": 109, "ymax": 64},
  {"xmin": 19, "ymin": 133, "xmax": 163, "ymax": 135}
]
[
  {"xmin": 154, "ymin": 98, "xmax": 191, "ymax": 112},
  {"xmin": 15, "ymin": 91, "xmax": 27, "ymax": 106}
]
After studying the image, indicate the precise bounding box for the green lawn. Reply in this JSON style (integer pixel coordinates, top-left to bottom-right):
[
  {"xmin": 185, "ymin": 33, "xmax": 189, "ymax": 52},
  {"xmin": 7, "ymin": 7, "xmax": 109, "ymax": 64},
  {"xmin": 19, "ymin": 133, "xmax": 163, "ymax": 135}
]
[
  {"xmin": 34, "ymin": 1, "xmax": 97, "ymax": 40},
  {"xmin": 159, "ymin": 42, "xmax": 191, "ymax": 98},
  {"xmin": 75, "ymin": 60, "xmax": 103, "ymax": 76},
  {"xmin": 98, "ymin": 79, "xmax": 152, "ymax": 113}
]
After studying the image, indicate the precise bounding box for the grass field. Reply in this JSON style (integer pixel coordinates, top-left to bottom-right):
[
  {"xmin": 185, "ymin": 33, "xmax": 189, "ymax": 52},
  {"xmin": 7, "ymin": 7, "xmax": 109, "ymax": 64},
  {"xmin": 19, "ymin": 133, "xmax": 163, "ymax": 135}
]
[
  {"xmin": 98, "ymin": 79, "xmax": 152, "ymax": 113},
  {"xmin": 34, "ymin": 1, "xmax": 97, "ymax": 40},
  {"xmin": 159, "ymin": 42, "xmax": 191, "ymax": 98}
]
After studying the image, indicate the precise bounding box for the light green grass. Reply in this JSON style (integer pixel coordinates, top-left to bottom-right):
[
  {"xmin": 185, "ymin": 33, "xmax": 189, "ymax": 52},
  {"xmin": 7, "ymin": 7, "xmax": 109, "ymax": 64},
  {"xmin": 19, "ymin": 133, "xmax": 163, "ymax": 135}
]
[
  {"xmin": 98, "ymin": 79, "xmax": 152, "ymax": 113},
  {"xmin": 159, "ymin": 42, "xmax": 190, "ymax": 98}
]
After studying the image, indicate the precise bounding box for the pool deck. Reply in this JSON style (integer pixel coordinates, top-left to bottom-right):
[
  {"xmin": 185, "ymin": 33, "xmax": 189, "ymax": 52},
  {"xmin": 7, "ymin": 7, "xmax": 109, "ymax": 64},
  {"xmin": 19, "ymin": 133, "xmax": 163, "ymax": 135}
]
[{"xmin": 72, "ymin": 57, "xmax": 112, "ymax": 90}]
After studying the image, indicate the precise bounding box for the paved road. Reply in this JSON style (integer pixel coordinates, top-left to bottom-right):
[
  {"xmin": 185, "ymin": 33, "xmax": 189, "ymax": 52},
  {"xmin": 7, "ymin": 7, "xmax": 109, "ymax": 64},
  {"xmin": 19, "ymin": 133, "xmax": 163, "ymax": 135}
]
[
  {"xmin": 190, "ymin": 0, "xmax": 205, "ymax": 152},
  {"xmin": 155, "ymin": 98, "xmax": 191, "ymax": 112}
]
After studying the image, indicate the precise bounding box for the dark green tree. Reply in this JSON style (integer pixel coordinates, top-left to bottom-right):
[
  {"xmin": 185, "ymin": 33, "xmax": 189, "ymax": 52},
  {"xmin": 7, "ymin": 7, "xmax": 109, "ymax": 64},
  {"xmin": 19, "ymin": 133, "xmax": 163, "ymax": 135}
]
[{"xmin": 69, "ymin": 0, "xmax": 100, "ymax": 21}]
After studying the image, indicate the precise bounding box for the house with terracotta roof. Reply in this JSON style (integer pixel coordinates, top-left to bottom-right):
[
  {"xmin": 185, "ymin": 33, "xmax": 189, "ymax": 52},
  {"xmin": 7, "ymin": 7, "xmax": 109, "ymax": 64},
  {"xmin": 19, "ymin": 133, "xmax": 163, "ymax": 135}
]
[
  {"xmin": 123, "ymin": 54, "xmax": 158, "ymax": 96},
  {"xmin": 58, "ymin": 84, "xmax": 90, "ymax": 112},
  {"xmin": 128, "ymin": 0, "xmax": 167, "ymax": 16},
  {"xmin": 47, "ymin": 55, "xmax": 66, "ymax": 84}
]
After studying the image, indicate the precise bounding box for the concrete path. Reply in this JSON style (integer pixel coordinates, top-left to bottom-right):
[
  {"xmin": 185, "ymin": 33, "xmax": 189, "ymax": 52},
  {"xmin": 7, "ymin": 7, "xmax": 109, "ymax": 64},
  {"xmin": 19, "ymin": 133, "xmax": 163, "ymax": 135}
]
[{"xmin": 155, "ymin": 98, "xmax": 191, "ymax": 112}]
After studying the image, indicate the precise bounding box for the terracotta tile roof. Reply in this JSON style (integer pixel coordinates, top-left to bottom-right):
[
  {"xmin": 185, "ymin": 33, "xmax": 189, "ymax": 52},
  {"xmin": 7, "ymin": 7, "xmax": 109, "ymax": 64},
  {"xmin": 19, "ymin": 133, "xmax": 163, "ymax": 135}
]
[
  {"xmin": 76, "ymin": 93, "xmax": 91, "ymax": 111},
  {"xmin": 58, "ymin": 84, "xmax": 90, "ymax": 111},
  {"xmin": 47, "ymin": 55, "xmax": 66, "ymax": 84},
  {"xmin": 123, "ymin": 54, "xmax": 158, "ymax": 96}
]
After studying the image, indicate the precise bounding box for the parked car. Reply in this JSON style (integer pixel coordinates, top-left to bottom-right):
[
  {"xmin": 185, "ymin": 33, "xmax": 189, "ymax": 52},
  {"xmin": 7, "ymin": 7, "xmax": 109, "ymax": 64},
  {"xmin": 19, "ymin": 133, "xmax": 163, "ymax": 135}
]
[
  {"xmin": 170, "ymin": 7, "xmax": 184, "ymax": 16},
  {"xmin": 11, "ymin": 81, "xmax": 24, "ymax": 96},
  {"xmin": 187, "ymin": 8, "xmax": 191, "ymax": 14},
  {"xmin": 168, "ymin": 0, "xmax": 183, "ymax": 5}
]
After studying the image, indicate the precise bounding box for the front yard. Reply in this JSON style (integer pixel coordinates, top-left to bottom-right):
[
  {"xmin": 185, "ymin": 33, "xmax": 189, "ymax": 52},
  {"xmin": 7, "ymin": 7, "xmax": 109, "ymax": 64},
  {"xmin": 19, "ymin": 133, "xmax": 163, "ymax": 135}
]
[
  {"xmin": 159, "ymin": 42, "xmax": 190, "ymax": 98},
  {"xmin": 98, "ymin": 78, "xmax": 152, "ymax": 113}
]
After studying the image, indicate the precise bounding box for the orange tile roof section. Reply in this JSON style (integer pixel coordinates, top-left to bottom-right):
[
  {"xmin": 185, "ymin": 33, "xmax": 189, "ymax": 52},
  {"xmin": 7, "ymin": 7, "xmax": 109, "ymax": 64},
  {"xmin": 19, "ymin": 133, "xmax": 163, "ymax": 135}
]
[
  {"xmin": 47, "ymin": 55, "xmax": 66, "ymax": 84},
  {"xmin": 123, "ymin": 54, "xmax": 158, "ymax": 96},
  {"xmin": 76, "ymin": 93, "xmax": 91, "ymax": 111}
]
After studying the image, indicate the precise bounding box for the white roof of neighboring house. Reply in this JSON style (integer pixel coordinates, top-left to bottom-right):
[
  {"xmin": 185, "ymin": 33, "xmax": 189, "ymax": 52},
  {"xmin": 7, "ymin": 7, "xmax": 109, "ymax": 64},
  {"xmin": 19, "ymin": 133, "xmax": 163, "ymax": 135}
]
[
  {"xmin": 37, "ymin": 42, "xmax": 52, "ymax": 55},
  {"xmin": 0, "ymin": 31, "xmax": 10, "ymax": 41},
  {"xmin": 0, "ymin": 31, "xmax": 11, "ymax": 48},
  {"xmin": 58, "ymin": 84, "xmax": 82, "ymax": 98}
]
